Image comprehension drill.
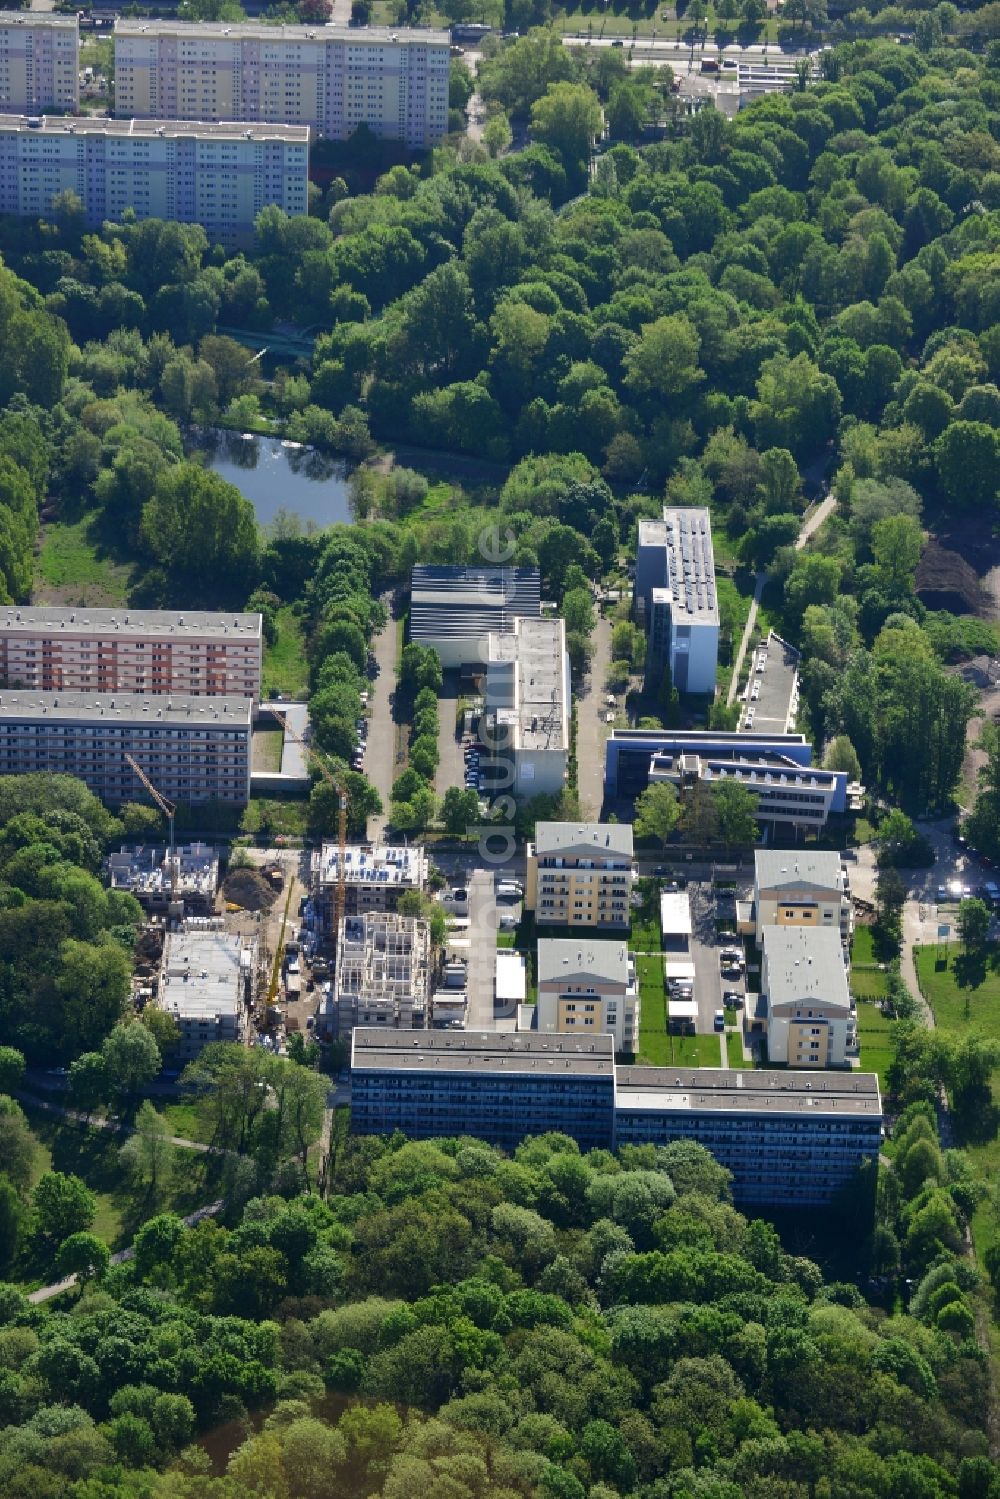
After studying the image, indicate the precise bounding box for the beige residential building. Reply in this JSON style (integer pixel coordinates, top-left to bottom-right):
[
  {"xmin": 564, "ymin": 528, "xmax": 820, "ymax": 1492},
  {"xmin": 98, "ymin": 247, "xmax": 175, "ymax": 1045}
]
[
  {"xmin": 0, "ymin": 115, "xmax": 309, "ymax": 247},
  {"xmin": 0, "ymin": 607, "xmax": 263, "ymax": 700},
  {"xmin": 0, "ymin": 13, "xmax": 78, "ymax": 115},
  {"xmin": 757, "ymin": 926, "xmax": 855, "ymax": 1068},
  {"xmin": 742, "ymin": 849, "xmax": 853, "ymax": 947},
  {"xmin": 535, "ymin": 937, "xmax": 639, "ymax": 1054},
  {"xmin": 114, "ymin": 21, "xmax": 449, "ymax": 149},
  {"xmin": 525, "ymin": 821, "xmax": 634, "ymax": 930}
]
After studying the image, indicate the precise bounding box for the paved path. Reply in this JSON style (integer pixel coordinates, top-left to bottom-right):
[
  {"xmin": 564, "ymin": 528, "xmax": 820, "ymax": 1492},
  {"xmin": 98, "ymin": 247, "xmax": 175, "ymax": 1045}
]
[
  {"xmin": 795, "ymin": 492, "xmax": 837, "ymax": 551},
  {"xmin": 577, "ymin": 614, "xmax": 613, "ymax": 818},
  {"xmin": 367, "ymin": 601, "xmax": 401, "ymax": 842},
  {"xmin": 17, "ymin": 1092, "xmax": 215, "ymax": 1152},
  {"xmin": 28, "ymin": 1200, "xmax": 223, "ymax": 1304}
]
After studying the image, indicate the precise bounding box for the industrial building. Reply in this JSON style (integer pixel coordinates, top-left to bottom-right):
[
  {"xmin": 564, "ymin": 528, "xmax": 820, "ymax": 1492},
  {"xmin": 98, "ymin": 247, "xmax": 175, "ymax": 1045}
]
[
  {"xmin": 0, "ymin": 12, "xmax": 77, "ymax": 114},
  {"xmin": 0, "ymin": 115, "xmax": 309, "ymax": 246},
  {"xmin": 350, "ymin": 1029, "xmax": 882, "ymax": 1206},
  {"xmin": 409, "ymin": 565, "xmax": 540, "ymax": 670},
  {"xmin": 0, "ymin": 690, "xmax": 252, "ymax": 806},
  {"xmin": 330, "ymin": 912, "xmax": 431, "ymax": 1035},
  {"xmin": 158, "ymin": 926, "xmax": 254, "ymax": 1059},
  {"xmin": 114, "ymin": 20, "xmax": 449, "ymax": 149},
  {"xmin": 484, "ymin": 616, "xmax": 570, "ymax": 799},
  {"xmin": 535, "ymin": 937, "xmax": 639, "ymax": 1053},
  {"xmin": 525, "ymin": 821, "xmax": 634, "ymax": 930},
  {"xmin": 0, "ymin": 607, "xmax": 263, "ymax": 700},
  {"xmin": 755, "ymin": 925, "xmax": 855, "ymax": 1068},
  {"xmin": 106, "ymin": 842, "xmax": 220, "ymax": 914},
  {"xmin": 636, "ymin": 508, "xmax": 719, "ymax": 697},
  {"xmin": 311, "ymin": 842, "xmax": 428, "ymax": 938},
  {"xmin": 741, "ymin": 849, "xmax": 853, "ymax": 948},
  {"xmin": 605, "ymin": 728, "xmax": 857, "ymax": 832}
]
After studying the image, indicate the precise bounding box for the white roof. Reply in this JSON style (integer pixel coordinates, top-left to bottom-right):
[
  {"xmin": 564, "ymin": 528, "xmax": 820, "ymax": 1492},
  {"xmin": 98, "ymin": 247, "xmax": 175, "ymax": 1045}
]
[
  {"xmin": 660, "ymin": 891, "xmax": 692, "ymax": 937},
  {"xmin": 496, "ymin": 950, "xmax": 527, "ymax": 1004},
  {"xmin": 755, "ymin": 849, "xmax": 844, "ymax": 893},
  {"xmin": 533, "ymin": 821, "xmax": 633, "ymax": 859},
  {"xmin": 537, "ymin": 937, "xmax": 629, "ymax": 987},
  {"xmin": 762, "ymin": 926, "xmax": 851, "ymax": 1012},
  {"xmin": 667, "ymin": 999, "xmax": 699, "ymax": 1019}
]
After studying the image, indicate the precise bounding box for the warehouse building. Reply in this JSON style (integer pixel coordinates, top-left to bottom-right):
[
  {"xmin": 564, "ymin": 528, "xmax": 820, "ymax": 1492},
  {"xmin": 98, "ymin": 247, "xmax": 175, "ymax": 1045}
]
[
  {"xmin": 409, "ymin": 565, "xmax": 540, "ymax": 671},
  {"xmin": 158, "ymin": 926, "xmax": 254, "ymax": 1060},
  {"xmin": 0, "ymin": 12, "xmax": 77, "ymax": 114},
  {"xmin": 525, "ymin": 821, "xmax": 634, "ymax": 930},
  {"xmin": 0, "ymin": 690, "xmax": 252, "ymax": 806},
  {"xmin": 484, "ymin": 616, "xmax": 570, "ymax": 799},
  {"xmin": 114, "ymin": 20, "xmax": 449, "ymax": 149},
  {"xmin": 350, "ymin": 1030, "xmax": 882, "ymax": 1206},
  {"xmin": 330, "ymin": 911, "xmax": 431, "ymax": 1035},
  {"xmin": 0, "ymin": 607, "xmax": 263, "ymax": 700},
  {"xmin": 636, "ymin": 508, "xmax": 719, "ymax": 697},
  {"xmin": 0, "ymin": 115, "xmax": 309, "ymax": 246}
]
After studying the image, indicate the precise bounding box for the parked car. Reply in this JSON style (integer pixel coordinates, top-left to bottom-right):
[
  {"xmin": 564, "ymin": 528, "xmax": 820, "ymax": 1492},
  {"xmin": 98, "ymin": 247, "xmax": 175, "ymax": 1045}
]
[
  {"xmin": 723, "ymin": 990, "xmax": 742, "ymax": 1007},
  {"xmin": 714, "ymin": 1009, "xmax": 726, "ymax": 1031}
]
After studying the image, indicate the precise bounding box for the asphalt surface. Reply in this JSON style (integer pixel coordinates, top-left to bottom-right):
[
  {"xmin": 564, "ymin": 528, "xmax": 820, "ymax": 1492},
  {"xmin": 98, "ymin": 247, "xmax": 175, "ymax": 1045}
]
[
  {"xmin": 436, "ymin": 672, "xmax": 467, "ymax": 802},
  {"xmin": 577, "ymin": 614, "xmax": 612, "ymax": 820},
  {"xmin": 366, "ymin": 601, "xmax": 400, "ymax": 843},
  {"xmin": 466, "ymin": 869, "xmax": 498, "ymax": 1030}
]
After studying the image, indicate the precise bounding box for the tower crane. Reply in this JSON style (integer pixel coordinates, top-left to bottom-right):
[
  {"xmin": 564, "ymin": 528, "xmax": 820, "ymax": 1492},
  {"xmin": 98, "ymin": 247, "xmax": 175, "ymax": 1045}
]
[
  {"xmin": 124, "ymin": 753, "xmax": 178, "ymax": 898},
  {"xmin": 269, "ymin": 708, "xmax": 349, "ymax": 946}
]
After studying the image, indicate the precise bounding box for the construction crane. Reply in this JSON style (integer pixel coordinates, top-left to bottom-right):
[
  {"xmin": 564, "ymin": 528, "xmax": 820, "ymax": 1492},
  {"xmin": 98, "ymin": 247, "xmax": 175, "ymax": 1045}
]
[
  {"xmin": 124, "ymin": 753, "xmax": 178, "ymax": 898},
  {"xmin": 270, "ymin": 705, "xmax": 349, "ymax": 955}
]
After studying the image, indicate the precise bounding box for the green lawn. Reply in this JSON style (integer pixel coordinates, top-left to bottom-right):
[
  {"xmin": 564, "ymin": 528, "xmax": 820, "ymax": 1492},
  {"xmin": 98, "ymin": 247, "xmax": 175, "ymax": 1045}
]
[
  {"xmin": 851, "ymin": 968, "xmax": 890, "ymax": 1001},
  {"xmin": 667, "ymin": 1033, "xmax": 722, "ymax": 1067},
  {"xmin": 240, "ymin": 797, "xmax": 309, "ymax": 841},
  {"xmin": 263, "ymin": 606, "xmax": 309, "ymax": 700},
  {"xmin": 855, "ymin": 1001, "xmax": 894, "ymax": 1091},
  {"xmin": 252, "ymin": 726, "xmax": 284, "ymax": 773},
  {"xmin": 726, "ymin": 1031, "xmax": 749, "ymax": 1067},
  {"xmin": 852, "ymin": 927, "xmax": 878, "ymax": 966},
  {"xmin": 629, "ymin": 879, "xmax": 662, "ymax": 952},
  {"xmin": 636, "ymin": 952, "xmax": 668, "ymax": 1063},
  {"xmin": 34, "ymin": 515, "xmax": 132, "ymax": 606},
  {"xmin": 159, "ymin": 1100, "xmax": 212, "ymax": 1145}
]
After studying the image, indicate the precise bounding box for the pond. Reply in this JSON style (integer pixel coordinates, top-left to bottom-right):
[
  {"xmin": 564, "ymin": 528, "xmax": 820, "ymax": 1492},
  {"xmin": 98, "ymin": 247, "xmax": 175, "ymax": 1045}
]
[{"xmin": 188, "ymin": 428, "xmax": 354, "ymax": 529}]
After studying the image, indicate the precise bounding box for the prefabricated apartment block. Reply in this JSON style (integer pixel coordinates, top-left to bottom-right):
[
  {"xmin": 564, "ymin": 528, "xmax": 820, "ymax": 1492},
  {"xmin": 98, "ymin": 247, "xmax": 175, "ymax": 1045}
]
[
  {"xmin": 0, "ymin": 690, "xmax": 252, "ymax": 805},
  {"xmin": 114, "ymin": 20, "xmax": 449, "ymax": 149},
  {"xmin": 525, "ymin": 821, "xmax": 634, "ymax": 930},
  {"xmin": 350, "ymin": 1029, "xmax": 883, "ymax": 1206},
  {"xmin": 0, "ymin": 115, "xmax": 309, "ymax": 245},
  {"xmin": 331, "ymin": 912, "xmax": 431, "ymax": 1035},
  {"xmin": 0, "ymin": 12, "xmax": 77, "ymax": 114},
  {"xmin": 0, "ymin": 607, "xmax": 263, "ymax": 699}
]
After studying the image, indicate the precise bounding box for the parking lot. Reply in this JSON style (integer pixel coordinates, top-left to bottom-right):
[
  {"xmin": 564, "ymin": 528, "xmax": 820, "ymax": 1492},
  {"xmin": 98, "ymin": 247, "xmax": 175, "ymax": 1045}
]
[{"xmin": 660, "ymin": 877, "xmax": 750, "ymax": 1063}]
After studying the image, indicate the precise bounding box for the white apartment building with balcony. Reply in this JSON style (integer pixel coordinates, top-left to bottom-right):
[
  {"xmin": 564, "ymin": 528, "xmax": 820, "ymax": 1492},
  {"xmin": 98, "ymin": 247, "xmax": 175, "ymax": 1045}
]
[
  {"xmin": 0, "ymin": 607, "xmax": 263, "ymax": 700},
  {"xmin": 534, "ymin": 937, "xmax": 639, "ymax": 1054},
  {"xmin": 114, "ymin": 21, "xmax": 449, "ymax": 149},
  {"xmin": 757, "ymin": 925, "xmax": 855, "ymax": 1068},
  {"xmin": 0, "ymin": 13, "xmax": 77, "ymax": 115},
  {"xmin": 0, "ymin": 115, "xmax": 309, "ymax": 246},
  {"xmin": 741, "ymin": 849, "xmax": 853, "ymax": 949},
  {"xmin": 525, "ymin": 821, "xmax": 634, "ymax": 930}
]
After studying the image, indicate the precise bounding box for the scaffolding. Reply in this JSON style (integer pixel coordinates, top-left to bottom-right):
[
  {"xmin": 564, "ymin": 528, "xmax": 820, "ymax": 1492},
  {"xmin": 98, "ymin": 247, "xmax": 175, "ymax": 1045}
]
[{"xmin": 332, "ymin": 911, "xmax": 431, "ymax": 1035}]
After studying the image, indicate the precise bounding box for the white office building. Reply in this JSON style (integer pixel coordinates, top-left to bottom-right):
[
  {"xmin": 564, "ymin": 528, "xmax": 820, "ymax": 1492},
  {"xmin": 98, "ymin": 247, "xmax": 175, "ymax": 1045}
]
[
  {"xmin": 637, "ymin": 507, "xmax": 719, "ymax": 696},
  {"xmin": 484, "ymin": 616, "xmax": 570, "ymax": 799},
  {"xmin": 114, "ymin": 20, "xmax": 449, "ymax": 149}
]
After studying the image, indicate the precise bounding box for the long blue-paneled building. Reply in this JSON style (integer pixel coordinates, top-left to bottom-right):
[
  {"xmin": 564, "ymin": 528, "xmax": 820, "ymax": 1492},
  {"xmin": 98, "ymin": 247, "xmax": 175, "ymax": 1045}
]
[{"xmin": 350, "ymin": 1029, "xmax": 882, "ymax": 1207}]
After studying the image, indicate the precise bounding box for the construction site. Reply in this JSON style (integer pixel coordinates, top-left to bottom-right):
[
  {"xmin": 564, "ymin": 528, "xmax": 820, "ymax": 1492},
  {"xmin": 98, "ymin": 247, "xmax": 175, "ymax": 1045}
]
[
  {"xmin": 107, "ymin": 842, "xmax": 220, "ymax": 915},
  {"xmin": 327, "ymin": 911, "xmax": 431, "ymax": 1038}
]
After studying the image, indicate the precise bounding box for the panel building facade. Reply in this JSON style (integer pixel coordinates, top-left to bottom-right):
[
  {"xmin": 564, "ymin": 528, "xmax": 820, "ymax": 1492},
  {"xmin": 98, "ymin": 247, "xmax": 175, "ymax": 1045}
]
[
  {"xmin": 0, "ymin": 690, "xmax": 252, "ymax": 806},
  {"xmin": 0, "ymin": 607, "xmax": 263, "ymax": 700},
  {"xmin": 0, "ymin": 13, "xmax": 77, "ymax": 115},
  {"xmin": 114, "ymin": 21, "xmax": 449, "ymax": 149},
  {"xmin": 0, "ymin": 115, "xmax": 309, "ymax": 246},
  {"xmin": 637, "ymin": 507, "xmax": 719, "ymax": 696},
  {"xmin": 525, "ymin": 821, "xmax": 634, "ymax": 930},
  {"xmin": 350, "ymin": 1032, "xmax": 882, "ymax": 1206}
]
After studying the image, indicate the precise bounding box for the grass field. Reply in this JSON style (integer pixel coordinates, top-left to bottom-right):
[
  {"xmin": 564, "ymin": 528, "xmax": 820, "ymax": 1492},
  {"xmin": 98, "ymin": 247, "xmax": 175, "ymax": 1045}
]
[
  {"xmin": 726, "ymin": 1030, "xmax": 749, "ymax": 1067},
  {"xmin": 34, "ymin": 516, "xmax": 132, "ymax": 606},
  {"xmin": 240, "ymin": 796, "xmax": 309, "ymax": 841},
  {"xmin": 636, "ymin": 952, "xmax": 668, "ymax": 1063},
  {"xmin": 263, "ymin": 606, "xmax": 309, "ymax": 699},
  {"xmin": 629, "ymin": 879, "xmax": 662, "ymax": 952},
  {"xmin": 252, "ymin": 726, "xmax": 284, "ymax": 773},
  {"xmin": 855, "ymin": 1001, "xmax": 894, "ymax": 1091}
]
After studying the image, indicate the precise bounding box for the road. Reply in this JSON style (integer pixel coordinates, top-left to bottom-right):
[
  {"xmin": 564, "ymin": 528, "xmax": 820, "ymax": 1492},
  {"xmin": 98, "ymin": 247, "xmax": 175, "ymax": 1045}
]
[
  {"xmin": 466, "ymin": 869, "xmax": 497, "ymax": 1030},
  {"xmin": 795, "ymin": 492, "xmax": 838, "ymax": 551},
  {"xmin": 28, "ymin": 1200, "xmax": 223, "ymax": 1304},
  {"xmin": 367, "ymin": 602, "xmax": 401, "ymax": 842},
  {"xmin": 577, "ymin": 614, "xmax": 613, "ymax": 819},
  {"xmin": 435, "ymin": 672, "xmax": 466, "ymax": 803},
  {"xmin": 688, "ymin": 881, "xmax": 728, "ymax": 1037}
]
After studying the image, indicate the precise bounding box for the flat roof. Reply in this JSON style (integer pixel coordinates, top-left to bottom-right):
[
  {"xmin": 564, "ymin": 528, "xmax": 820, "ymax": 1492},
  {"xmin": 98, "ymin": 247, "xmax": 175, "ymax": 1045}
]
[
  {"xmin": 0, "ymin": 606, "xmax": 262, "ymax": 642},
  {"xmin": 351, "ymin": 1027, "xmax": 616, "ymax": 1077},
  {"xmin": 755, "ymin": 848, "xmax": 844, "ymax": 893},
  {"xmin": 537, "ymin": 936, "xmax": 630, "ymax": 987},
  {"xmin": 115, "ymin": 18, "xmax": 450, "ymax": 43},
  {"xmin": 762, "ymin": 925, "xmax": 852, "ymax": 1011},
  {"xmin": 741, "ymin": 631, "xmax": 799, "ymax": 733},
  {"xmin": 411, "ymin": 566, "xmax": 540, "ymax": 651},
  {"xmin": 0, "ymin": 115, "xmax": 309, "ymax": 142},
  {"xmin": 488, "ymin": 616, "xmax": 568, "ymax": 754},
  {"xmin": 616, "ymin": 1065, "xmax": 881, "ymax": 1117},
  {"xmin": 0, "ymin": 690, "xmax": 252, "ymax": 727},
  {"xmin": 611, "ymin": 728, "xmax": 810, "ymax": 748},
  {"xmin": 315, "ymin": 842, "xmax": 426, "ymax": 888},
  {"xmin": 496, "ymin": 949, "xmax": 527, "ymax": 1004},
  {"xmin": 533, "ymin": 821, "xmax": 633, "ymax": 859},
  {"xmin": 660, "ymin": 891, "xmax": 693, "ymax": 937},
  {"xmin": 0, "ymin": 11, "xmax": 76, "ymax": 26},
  {"xmin": 663, "ymin": 507, "xmax": 718, "ymax": 625},
  {"xmin": 107, "ymin": 842, "xmax": 219, "ymax": 897},
  {"xmin": 160, "ymin": 928, "xmax": 249, "ymax": 1020}
]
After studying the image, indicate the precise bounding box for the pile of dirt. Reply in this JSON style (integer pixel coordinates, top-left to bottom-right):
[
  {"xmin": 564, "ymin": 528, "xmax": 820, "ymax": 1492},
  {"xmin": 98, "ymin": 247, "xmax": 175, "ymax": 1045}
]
[
  {"xmin": 916, "ymin": 541, "xmax": 987, "ymax": 615},
  {"xmin": 222, "ymin": 866, "xmax": 279, "ymax": 911}
]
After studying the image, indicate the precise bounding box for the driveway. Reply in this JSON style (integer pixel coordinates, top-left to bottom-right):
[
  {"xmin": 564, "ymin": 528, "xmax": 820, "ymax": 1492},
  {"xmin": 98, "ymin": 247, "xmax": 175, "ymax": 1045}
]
[
  {"xmin": 466, "ymin": 869, "xmax": 497, "ymax": 1030},
  {"xmin": 688, "ymin": 880, "xmax": 727, "ymax": 1036},
  {"xmin": 367, "ymin": 601, "xmax": 401, "ymax": 842},
  {"xmin": 435, "ymin": 671, "xmax": 466, "ymax": 802},
  {"xmin": 577, "ymin": 614, "xmax": 613, "ymax": 818}
]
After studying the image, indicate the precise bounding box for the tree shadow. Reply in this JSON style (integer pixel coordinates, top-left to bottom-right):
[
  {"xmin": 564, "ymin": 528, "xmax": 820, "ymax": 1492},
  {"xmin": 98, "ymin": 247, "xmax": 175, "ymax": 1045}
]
[{"xmin": 954, "ymin": 949, "xmax": 989, "ymax": 992}]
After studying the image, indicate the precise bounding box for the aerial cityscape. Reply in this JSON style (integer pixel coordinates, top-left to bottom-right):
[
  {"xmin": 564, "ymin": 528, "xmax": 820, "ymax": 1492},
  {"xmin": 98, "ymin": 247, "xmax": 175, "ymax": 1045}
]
[{"xmin": 0, "ymin": 0, "xmax": 993, "ymax": 1491}]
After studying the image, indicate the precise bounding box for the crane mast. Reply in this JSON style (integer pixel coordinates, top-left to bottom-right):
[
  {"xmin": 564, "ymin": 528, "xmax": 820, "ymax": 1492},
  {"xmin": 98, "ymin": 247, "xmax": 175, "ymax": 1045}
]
[
  {"xmin": 124, "ymin": 752, "xmax": 178, "ymax": 899},
  {"xmin": 268, "ymin": 709, "xmax": 349, "ymax": 940}
]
